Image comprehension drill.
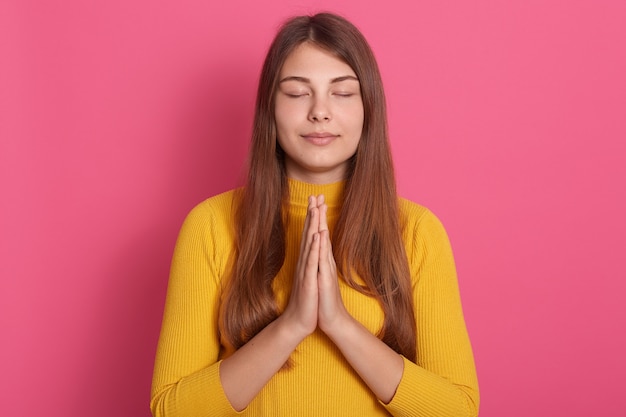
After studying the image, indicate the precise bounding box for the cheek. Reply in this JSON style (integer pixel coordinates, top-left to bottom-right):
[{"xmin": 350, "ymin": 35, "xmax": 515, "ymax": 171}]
[
  {"xmin": 349, "ymin": 106, "xmax": 365, "ymax": 136},
  {"xmin": 274, "ymin": 110, "xmax": 288, "ymax": 138},
  {"xmin": 274, "ymin": 102, "xmax": 299, "ymax": 133},
  {"xmin": 274, "ymin": 114, "xmax": 292, "ymax": 150}
]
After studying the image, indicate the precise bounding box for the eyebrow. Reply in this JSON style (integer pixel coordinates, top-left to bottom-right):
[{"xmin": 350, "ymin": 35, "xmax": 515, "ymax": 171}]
[{"xmin": 279, "ymin": 75, "xmax": 359, "ymax": 84}]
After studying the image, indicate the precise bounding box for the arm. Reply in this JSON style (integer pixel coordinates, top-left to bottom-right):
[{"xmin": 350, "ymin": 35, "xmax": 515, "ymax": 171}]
[
  {"xmin": 220, "ymin": 196, "xmax": 322, "ymax": 410},
  {"xmin": 150, "ymin": 201, "xmax": 235, "ymax": 417},
  {"xmin": 150, "ymin": 195, "xmax": 326, "ymax": 416},
  {"xmin": 316, "ymin": 200, "xmax": 404, "ymax": 403},
  {"xmin": 384, "ymin": 205, "xmax": 479, "ymax": 417},
  {"xmin": 317, "ymin": 201, "xmax": 479, "ymax": 417}
]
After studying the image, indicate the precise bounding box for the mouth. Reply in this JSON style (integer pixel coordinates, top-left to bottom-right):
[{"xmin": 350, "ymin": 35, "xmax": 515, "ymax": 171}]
[{"xmin": 301, "ymin": 132, "xmax": 338, "ymax": 146}]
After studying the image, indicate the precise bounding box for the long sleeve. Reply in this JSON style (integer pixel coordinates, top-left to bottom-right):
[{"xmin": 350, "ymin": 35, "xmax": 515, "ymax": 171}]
[
  {"xmin": 150, "ymin": 194, "xmax": 238, "ymax": 417},
  {"xmin": 383, "ymin": 201, "xmax": 480, "ymax": 417},
  {"xmin": 150, "ymin": 183, "xmax": 479, "ymax": 417}
]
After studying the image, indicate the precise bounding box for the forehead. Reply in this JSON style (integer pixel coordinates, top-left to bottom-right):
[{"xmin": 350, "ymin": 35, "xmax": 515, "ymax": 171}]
[{"xmin": 279, "ymin": 43, "xmax": 357, "ymax": 80}]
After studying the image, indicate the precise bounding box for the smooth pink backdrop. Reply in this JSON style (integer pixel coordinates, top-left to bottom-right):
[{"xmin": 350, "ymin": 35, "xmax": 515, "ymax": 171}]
[{"xmin": 2, "ymin": 1, "xmax": 625, "ymax": 416}]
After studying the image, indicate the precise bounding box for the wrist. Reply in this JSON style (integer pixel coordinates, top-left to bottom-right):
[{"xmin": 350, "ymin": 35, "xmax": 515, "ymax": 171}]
[
  {"xmin": 319, "ymin": 309, "xmax": 355, "ymax": 342},
  {"xmin": 274, "ymin": 313, "xmax": 313, "ymax": 347}
]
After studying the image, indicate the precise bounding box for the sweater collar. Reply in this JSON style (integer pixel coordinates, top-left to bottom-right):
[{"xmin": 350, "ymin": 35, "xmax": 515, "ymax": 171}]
[{"xmin": 287, "ymin": 178, "xmax": 345, "ymax": 210}]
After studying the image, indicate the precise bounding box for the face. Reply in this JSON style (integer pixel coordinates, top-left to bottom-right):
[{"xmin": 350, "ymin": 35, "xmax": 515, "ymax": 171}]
[{"xmin": 274, "ymin": 42, "xmax": 364, "ymax": 184}]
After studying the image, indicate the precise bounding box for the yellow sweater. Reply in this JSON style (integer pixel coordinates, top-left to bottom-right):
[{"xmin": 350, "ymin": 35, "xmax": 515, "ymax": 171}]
[{"xmin": 151, "ymin": 179, "xmax": 479, "ymax": 417}]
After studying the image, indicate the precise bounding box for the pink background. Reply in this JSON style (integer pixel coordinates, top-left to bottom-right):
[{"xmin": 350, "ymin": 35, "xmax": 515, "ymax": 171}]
[{"xmin": 1, "ymin": 1, "xmax": 625, "ymax": 416}]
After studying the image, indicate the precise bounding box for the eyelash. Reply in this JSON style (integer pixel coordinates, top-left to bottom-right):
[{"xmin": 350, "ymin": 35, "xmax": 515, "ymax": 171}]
[{"xmin": 284, "ymin": 92, "xmax": 354, "ymax": 98}]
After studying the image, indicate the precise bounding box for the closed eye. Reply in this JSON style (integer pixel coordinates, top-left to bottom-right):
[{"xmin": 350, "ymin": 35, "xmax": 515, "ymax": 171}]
[{"xmin": 281, "ymin": 90, "xmax": 310, "ymax": 98}]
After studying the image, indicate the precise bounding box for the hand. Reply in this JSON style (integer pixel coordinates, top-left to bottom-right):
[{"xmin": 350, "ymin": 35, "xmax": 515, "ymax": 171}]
[
  {"xmin": 278, "ymin": 196, "xmax": 402, "ymax": 404},
  {"xmin": 280, "ymin": 195, "xmax": 322, "ymax": 339},
  {"xmin": 281, "ymin": 195, "xmax": 350, "ymax": 339},
  {"xmin": 316, "ymin": 196, "xmax": 349, "ymax": 335}
]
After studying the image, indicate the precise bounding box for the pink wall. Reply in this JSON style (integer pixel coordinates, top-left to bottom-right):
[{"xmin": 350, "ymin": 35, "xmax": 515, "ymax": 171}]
[{"xmin": 2, "ymin": 1, "xmax": 625, "ymax": 416}]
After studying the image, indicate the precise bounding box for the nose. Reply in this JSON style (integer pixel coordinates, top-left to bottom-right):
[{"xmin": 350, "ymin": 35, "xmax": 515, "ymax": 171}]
[{"xmin": 308, "ymin": 96, "xmax": 331, "ymax": 122}]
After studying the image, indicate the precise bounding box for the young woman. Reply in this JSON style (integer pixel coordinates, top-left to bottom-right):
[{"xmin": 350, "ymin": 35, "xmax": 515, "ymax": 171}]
[{"xmin": 151, "ymin": 13, "xmax": 479, "ymax": 417}]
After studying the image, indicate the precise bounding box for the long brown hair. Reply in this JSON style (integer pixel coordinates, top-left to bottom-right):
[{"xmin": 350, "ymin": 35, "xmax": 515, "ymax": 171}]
[{"xmin": 220, "ymin": 12, "xmax": 417, "ymax": 362}]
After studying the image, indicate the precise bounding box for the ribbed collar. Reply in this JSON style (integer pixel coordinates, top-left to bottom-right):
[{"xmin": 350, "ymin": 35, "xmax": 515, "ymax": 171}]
[{"xmin": 287, "ymin": 178, "xmax": 345, "ymax": 210}]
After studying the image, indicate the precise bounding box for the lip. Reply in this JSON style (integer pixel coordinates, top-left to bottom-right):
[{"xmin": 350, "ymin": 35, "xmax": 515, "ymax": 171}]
[{"xmin": 301, "ymin": 132, "xmax": 338, "ymax": 146}]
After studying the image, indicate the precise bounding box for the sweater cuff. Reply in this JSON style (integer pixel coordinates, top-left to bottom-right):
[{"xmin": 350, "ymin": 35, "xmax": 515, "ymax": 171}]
[
  {"xmin": 178, "ymin": 361, "xmax": 241, "ymax": 416},
  {"xmin": 382, "ymin": 356, "xmax": 470, "ymax": 417}
]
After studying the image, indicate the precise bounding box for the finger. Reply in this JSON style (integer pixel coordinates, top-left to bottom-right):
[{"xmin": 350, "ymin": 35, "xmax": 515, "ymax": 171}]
[
  {"xmin": 318, "ymin": 229, "xmax": 328, "ymax": 273},
  {"xmin": 298, "ymin": 196, "xmax": 316, "ymax": 257},
  {"xmin": 318, "ymin": 229, "xmax": 333, "ymax": 278},
  {"xmin": 297, "ymin": 206, "xmax": 320, "ymax": 279},
  {"xmin": 324, "ymin": 228, "xmax": 336, "ymax": 267},
  {"xmin": 317, "ymin": 229, "xmax": 345, "ymax": 334},
  {"xmin": 318, "ymin": 202, "xmax": 329, "ymax": 233},
  {"xmin": 304, "ymin": 206, "xmax": 320, "ymax": 251},
  {"xmin": 305, "ymin": 232, "xmax": 321, "ymax": 280}
]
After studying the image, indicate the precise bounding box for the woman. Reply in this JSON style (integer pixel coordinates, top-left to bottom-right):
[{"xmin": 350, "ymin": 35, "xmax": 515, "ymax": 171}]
[{"xmin": 151, "ymin": 12, "xmax": 479, "ymax": 417}]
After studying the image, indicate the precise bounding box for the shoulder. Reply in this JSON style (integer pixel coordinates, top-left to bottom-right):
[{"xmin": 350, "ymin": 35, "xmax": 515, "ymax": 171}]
[
  {"xmin": 184, "ymin": 189, "xmax": 240, "ymax": 227},
  {"xmin": 176, "ymin": 189, "xmax": 240, "ymax": 248},
  {"xmin": 398, "ymin": 197, "xmax": 455, "ymax": 274},
  {"xmin": 192, "ymin": 188, "xmax": 240, "ymax": 214},
  {"xmin": 171, "ymin": 189, "xmax": 241, "ymax": 277},
  {"xmin": 398, "ymin": 197, "xmax": 448, "ymax": 238}
]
